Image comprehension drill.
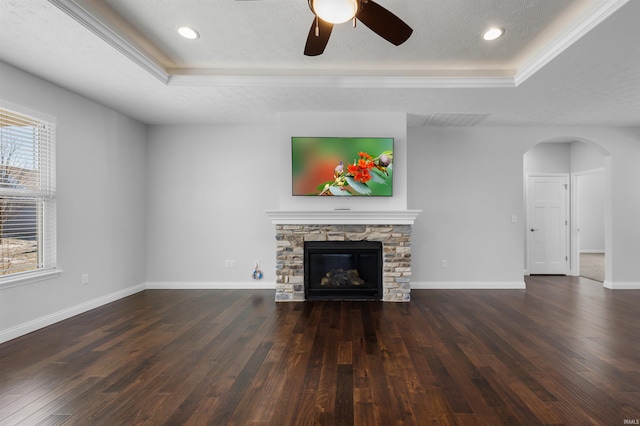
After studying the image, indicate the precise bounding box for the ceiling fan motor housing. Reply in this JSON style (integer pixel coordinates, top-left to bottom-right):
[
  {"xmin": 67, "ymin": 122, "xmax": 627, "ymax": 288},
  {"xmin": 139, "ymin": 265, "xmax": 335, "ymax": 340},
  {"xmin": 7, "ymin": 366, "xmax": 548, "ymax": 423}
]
[
  {"xmin": 309, "ymin": 0, "xmax": 360, "ymax": 24},
  {"xmin": 304, "ymin": 0, "xmax": 412, "ymax": 56}
]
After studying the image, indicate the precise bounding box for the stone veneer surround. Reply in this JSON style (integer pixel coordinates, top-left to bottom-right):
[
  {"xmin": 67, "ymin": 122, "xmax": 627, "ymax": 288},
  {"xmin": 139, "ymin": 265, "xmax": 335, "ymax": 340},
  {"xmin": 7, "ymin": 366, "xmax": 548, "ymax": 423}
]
[
  {"xmin": 273, "ymin": 223, "xmax": 414, "ymax": 302},
  {"xmin": 267, "ymin": 210, "xmax": 421, "ymax": 302}
]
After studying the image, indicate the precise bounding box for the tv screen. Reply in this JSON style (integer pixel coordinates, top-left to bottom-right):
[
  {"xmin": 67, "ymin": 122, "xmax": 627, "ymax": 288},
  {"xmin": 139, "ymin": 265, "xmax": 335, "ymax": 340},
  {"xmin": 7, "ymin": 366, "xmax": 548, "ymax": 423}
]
[{"xmin": 292, "ymin": 137, "xmax": 394, "ymax": 196}]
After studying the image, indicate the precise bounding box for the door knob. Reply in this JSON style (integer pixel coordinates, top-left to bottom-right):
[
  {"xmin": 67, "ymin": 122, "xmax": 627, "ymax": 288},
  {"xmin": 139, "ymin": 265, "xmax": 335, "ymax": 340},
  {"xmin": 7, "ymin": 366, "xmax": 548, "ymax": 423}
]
[{"xmin": 530, "ymin": 228, "xmax": 540, "ymax": 232}]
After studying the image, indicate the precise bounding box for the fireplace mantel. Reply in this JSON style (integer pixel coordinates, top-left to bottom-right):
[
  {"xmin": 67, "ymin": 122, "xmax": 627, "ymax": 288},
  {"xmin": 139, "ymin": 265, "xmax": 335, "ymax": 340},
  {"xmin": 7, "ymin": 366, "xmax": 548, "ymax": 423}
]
[{"xmin": 265, "ymin": 210, "xmax": 421, "ymax": 225}]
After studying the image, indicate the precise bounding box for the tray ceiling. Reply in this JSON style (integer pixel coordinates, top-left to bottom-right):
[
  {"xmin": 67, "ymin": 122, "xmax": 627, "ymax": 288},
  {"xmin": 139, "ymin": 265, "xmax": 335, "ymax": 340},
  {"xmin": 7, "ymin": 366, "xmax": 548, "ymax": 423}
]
[{"xmin": 0, "ymin": 0, "xmax": 638, "ymax": 126}]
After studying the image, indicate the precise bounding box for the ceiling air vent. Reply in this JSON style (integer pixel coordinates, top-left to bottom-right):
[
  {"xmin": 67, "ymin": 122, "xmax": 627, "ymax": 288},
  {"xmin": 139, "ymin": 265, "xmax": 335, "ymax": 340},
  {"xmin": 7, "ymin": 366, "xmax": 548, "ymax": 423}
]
[{"xmin": 423, "ymin": 113, "xmax": 489, "ymax": 127}]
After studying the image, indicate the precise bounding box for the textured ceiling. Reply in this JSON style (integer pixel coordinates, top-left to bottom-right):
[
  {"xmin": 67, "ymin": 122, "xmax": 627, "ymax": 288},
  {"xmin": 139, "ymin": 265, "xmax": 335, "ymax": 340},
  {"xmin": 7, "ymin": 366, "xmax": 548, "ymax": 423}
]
[
  {"xmin": 0, "ymin": 0, "xmax": 638, "ymax": 127},
  {"xmin": 81, "ymin": 0, "xmax": 581, "ymax": 74}
]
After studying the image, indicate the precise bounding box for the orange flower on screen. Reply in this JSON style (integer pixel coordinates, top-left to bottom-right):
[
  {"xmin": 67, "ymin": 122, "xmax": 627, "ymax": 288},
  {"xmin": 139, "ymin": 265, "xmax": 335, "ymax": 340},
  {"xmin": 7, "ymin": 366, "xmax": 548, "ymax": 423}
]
[
  {"xmin": 354, "ymin": 169, "xmax": 371, "ymax": 183},
  {"xmin": 358, "ymin": 158, "xmax": 374, "ymax": 169}
]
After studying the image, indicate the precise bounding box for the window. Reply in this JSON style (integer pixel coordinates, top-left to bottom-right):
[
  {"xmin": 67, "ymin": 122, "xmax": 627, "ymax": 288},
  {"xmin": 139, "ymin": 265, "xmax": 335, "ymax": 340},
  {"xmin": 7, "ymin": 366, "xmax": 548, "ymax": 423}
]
[{"xmin": 0, "ymin": 106, "xmax": 56, "ymax": 285}]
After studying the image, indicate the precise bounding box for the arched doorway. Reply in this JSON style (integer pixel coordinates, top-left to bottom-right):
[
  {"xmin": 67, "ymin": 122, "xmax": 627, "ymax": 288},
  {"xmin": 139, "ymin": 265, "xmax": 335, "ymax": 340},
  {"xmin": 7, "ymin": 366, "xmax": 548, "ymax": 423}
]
[{"xmin": 524, "ymin": 139, "xmax": 610, "ymax": 285}]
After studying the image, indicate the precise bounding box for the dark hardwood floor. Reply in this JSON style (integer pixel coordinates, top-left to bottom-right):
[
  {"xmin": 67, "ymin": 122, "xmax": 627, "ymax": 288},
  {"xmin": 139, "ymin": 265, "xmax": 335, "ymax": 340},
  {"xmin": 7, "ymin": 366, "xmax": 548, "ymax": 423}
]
[{"xmin": 1, "ymin": 276, "xmax": 639, "ymax": 425}]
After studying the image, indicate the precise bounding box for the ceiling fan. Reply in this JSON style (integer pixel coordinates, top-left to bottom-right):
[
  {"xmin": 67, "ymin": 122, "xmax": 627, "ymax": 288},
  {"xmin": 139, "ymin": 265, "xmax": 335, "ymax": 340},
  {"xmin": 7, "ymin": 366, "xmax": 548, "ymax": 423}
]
[{"xmin": 304, "ymin": 0, "xmax": 413, "ymax": 56}]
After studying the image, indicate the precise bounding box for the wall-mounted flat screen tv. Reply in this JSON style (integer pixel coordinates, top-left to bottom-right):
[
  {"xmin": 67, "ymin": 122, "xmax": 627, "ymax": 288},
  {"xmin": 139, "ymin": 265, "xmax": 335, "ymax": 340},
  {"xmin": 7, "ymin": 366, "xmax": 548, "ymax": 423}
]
[{"xmin": 292, "ymin": 137, "xmax": 394, "ymax": 196}]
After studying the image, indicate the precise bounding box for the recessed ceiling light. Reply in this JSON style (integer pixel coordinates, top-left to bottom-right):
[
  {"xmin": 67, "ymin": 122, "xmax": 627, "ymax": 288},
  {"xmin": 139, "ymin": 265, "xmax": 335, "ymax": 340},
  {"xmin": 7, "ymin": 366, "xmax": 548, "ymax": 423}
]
[
  {"xmin": 178, "ymin": 26, "xmax": 200, "ymax": 40},
  {"xmin": 483, "ymin": 27, "xmax": 504, "ymax": 41}
]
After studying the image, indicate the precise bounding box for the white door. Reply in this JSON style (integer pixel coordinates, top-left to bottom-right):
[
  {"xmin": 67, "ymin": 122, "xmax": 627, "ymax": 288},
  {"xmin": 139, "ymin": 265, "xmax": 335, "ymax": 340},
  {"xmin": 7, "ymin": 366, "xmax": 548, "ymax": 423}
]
[{"xmin": 528, "ymin": 175, "xmax": 569, "ymax": 275}]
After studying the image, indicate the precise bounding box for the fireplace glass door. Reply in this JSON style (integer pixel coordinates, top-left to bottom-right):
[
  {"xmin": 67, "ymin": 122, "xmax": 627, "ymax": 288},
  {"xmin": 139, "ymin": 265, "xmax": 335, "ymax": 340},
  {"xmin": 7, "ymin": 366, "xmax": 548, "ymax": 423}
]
[{"xmin": 304, "ymin": 241, "xmax": 382, "ymax": 300}]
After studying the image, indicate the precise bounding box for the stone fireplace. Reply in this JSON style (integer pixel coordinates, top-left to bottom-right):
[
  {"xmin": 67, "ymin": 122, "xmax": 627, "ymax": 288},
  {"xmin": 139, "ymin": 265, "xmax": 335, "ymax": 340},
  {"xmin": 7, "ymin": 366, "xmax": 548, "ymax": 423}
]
[{"xmin": 266, "ymin": 210, "xmax": 420, "ymax": 302}]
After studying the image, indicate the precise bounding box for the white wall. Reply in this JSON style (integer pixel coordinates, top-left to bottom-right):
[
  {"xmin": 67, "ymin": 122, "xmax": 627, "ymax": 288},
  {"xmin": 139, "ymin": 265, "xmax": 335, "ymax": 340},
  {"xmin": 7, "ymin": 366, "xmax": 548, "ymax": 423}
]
[
  {"xmin": 146, "ymin": 125, "xmax": 280, "ymax": 287},
  {"xmin": 0, "ymin": 62, "xmax": 148, "ymax": 342},
  {"xmin": 524, "ymin": 142, "xmax": 571, "ymax": 173},
  {"xmin": 602, "ymin": 132, "xmax": 640, "ymax": 286},
  {"xmin": 577, "ymin": 172, "xmax": 605, "ymax": 252},
  {"xmin": 408, "ymin": 127, "xmax": 526, "ymax": 287},
  {"xmin": 571, "ymin": 141, "xmax": 605, "ymax": 171},
  {"xmin": 145, "ymin": 112, "xmax": 407, "ymax": 287},
  {"xmin": 407, "ymin": 127, "xmax": 640, "ymax": 288},
  {"xmin": 146, "ymin": 123, "xmax": 639, "ymax": 290}
]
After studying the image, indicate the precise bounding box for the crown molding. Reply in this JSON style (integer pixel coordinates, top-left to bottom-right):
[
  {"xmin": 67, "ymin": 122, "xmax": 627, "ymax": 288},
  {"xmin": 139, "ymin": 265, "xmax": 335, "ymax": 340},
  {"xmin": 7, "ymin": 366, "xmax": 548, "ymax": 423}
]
[
  {"xmin": 515, "ymin": 0, "xmax": 629, "ymax": 85},
  {"xmin": 168, "ymin": 74, "xmax": 515, "ymax": 88},
  {"xmin": 48, "ymin": 0, "xmax": 169, "ymax": 84}
]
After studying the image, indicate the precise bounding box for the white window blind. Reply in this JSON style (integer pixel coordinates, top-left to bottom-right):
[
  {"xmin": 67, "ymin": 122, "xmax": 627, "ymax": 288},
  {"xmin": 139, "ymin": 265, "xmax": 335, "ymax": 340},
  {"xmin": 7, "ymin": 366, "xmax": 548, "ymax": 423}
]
[{"xmin": 0, "ymin": 107, "xmax": 56, "ymax": 282}]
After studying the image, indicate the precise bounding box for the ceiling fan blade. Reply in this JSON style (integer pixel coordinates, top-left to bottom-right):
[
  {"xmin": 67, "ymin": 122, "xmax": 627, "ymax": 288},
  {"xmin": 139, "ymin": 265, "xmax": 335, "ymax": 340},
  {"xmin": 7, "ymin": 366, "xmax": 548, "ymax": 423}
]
[
  {"xmin": 356, "ymin": 0, "xmax": 412, "ymax": 46},
  {"xmin": 304, "ymin": 18, "xmax": 333, "ymax": 56}
]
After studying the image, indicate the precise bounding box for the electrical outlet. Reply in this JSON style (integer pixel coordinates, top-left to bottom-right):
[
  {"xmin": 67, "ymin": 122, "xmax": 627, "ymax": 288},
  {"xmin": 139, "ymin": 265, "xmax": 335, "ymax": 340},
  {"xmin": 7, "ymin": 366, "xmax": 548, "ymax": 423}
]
[
  {"xmin": 82, "ymin": 274, "xmax": 89, "ymax": 285},
  {"xmin": 512, "ymin": 214, "xmax": 518, "ymax": 223},
  {"xmin": 441, "ymin": 260, "xmax": 448, "ymax": 268}
]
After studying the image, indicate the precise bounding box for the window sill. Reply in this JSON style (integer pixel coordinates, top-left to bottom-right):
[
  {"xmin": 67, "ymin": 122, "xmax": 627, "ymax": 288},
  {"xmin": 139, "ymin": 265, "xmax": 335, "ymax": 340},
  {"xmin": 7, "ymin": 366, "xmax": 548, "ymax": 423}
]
[{"xmin": 0, "ymin": 269, "xmax": 63, "ymax": 290}]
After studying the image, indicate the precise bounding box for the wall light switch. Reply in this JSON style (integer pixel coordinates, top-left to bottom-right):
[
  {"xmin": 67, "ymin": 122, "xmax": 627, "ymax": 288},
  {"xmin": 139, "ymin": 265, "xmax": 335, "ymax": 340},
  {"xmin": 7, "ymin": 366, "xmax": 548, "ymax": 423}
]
[
  {"xmin": 511, "ymin": 215, "xmax": 518, "ymax": 223},
  {"xmin": 82, "ymin": 274, "xmax": 89, "ymax": 285},
  {"xmin": 441, "ymin": 260, "xmax": 448, "ymax": 268}
]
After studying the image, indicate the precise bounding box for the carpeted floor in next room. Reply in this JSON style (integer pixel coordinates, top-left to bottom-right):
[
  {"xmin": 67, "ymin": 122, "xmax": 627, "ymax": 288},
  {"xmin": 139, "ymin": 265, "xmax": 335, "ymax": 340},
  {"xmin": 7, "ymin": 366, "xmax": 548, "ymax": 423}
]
[{"xmin": 580, "ymin": 253, "xmax": 605, "ymax": 282}]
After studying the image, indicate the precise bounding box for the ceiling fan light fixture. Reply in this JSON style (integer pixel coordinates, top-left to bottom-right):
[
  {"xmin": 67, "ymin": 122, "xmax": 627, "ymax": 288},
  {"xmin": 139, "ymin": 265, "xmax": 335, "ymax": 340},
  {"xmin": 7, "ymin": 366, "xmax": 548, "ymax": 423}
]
[
  {"xmin": 311, "ymin": 0, "xmax": 358, "ymax": 24},
  {"xmin": 178, "ymin": 26, "xmax": 200, "ymax": 40},
  {"xmin": 483, "ymin": 27, "xmax": 504, "ymax": 41}
]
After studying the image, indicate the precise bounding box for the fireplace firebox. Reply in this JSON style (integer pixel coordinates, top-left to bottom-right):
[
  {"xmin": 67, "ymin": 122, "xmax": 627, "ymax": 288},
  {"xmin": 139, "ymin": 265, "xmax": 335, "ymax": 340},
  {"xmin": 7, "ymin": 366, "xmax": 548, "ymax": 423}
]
[{"xmin": 304, "ymin": 241, "xmax": 382, "ymax": 301}]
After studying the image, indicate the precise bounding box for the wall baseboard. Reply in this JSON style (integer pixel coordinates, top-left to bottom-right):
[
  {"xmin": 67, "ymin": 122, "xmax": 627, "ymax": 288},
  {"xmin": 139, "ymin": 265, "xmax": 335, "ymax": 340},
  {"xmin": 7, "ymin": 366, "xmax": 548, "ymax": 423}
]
[
  {"xmin": 580, "ymin": 250, "xmax": 605, "ymax": 254},
  {"xmin": 146, "ymin": 281, "xmax": 277, "ymax": 290},
  {"xmin": 0, "ymin": 283, "xmax": 146, "ymax": 345},
  {"xmin": 411, "ymin": 281, "xmax": 526, "ymax": 290},
  {"xmin": 604, "ymin": 281, "xmax": 640, "ymax": 290}
]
